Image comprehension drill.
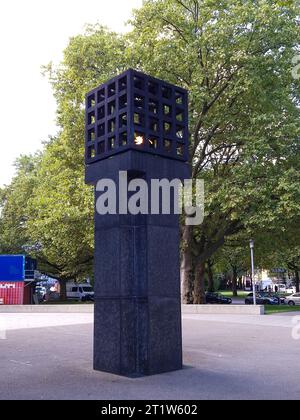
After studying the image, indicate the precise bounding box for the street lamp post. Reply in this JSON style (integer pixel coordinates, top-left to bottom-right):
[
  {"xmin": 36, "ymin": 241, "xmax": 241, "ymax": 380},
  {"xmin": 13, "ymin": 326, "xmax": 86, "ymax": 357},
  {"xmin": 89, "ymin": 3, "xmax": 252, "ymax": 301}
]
[{"xmin": 250, "ymin": 239, "xmax": 256, "ymax": 305}]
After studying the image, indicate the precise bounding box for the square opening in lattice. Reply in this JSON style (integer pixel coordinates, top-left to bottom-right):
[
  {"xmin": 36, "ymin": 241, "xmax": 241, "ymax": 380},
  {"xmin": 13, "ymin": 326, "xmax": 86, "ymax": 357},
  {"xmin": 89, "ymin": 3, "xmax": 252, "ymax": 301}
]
[
  {"xmin": 134, "ymin": 76, "xmax": 144, "ymax": 90},
  {"xmin": 176, "ymin": 125, "xmax": 184, "ymax": 139},
  {"xmin": 148, "ymin": 81, "xmax": 159, "ymax": 96},
  {"xmin": 97, "ymin": 105, "xmax": 105, "ymax": 121},
  {"xmin": 119, "ymin": 113, "xmax": 127, "ymax": 128},
  {"xmin": 163, "ymin": 104, "xmax": 172, "ymax": 117},
  {"xmin": 119, "ymin": 94, "xmax": 127, "ymax": 110},
  {"xmin": 149, "ymin": 99, "xmax": 159, "ymax": 115},
  {"xmin": 162, "ymin": 86, "xmax": 172, "ymax": 99},
  {"xmin": 134, "ymin": 113, "xmax": 144, "ymax": 127},
  {"xmin": 107, "ymin": 100, "xmax": 116, "ymax": 116},
  {"xmin": 164, "ymin": 122, "xmax": 172, "ymax": 134},
  {"xmin": 175, "ymin": 91, "xmax": 184, "ymax": 105},
  {"xmin": 97, "ymin": 142, "xmax": 105, "ymax": 155},
  {"xmin": 97, "ymin": 123, "xmax": 105, "ymax": 138},
  {"xmin": 134, "ymin": 94, "xmax": 145, "ymax": 110},
  {"xmin": 176, "ymin": 109, "xmax": 184, "ymax": 122},
  {"xmin": 108, "ymin": 136, "xmax": 116, "ymax": 150},
  {"xmin": 108, "ymin": 119, "xmax": 116, "ymax": 134},
  {"xmin": 149, "ymin": 118, "xmax": 159, "ymax": 133},
  {"xmin": 176, "ymin": 143, "xmax": 184, "ymax": 157},
  {"xmin": 119, "ymin": 76, "xmax": 127, "ymax": 92},
  {"xmin": 88, "ymin": 128, "xmax": 95, "ymax": 142},
  {"xmin": 164, "ymin": 139, "xmax": 172, "ymax": 152},
  {"xmin": 88, "ymin": 111, "xmax": 95, "ymax": 125},
  {"xmin": 119, "ymin": 131, "xmax": 128, "ymax": 146},
  {"xmin": 88, "ymin": 145, "xmax": 96, "ymax": 159},
  {"xmin": 87, "ymin": 94, "xmax": 95, "ymax": 108},
  {"xmin": 97, "ymin": 89, "xmax": 105, "ymax": 103},
  {"xmin": 108, "ymin": 82, "xmax": 116, "ymax": 97},
  {"xmin": 149, "ymin": 137, "xmax": 158, "ymax": 150}
]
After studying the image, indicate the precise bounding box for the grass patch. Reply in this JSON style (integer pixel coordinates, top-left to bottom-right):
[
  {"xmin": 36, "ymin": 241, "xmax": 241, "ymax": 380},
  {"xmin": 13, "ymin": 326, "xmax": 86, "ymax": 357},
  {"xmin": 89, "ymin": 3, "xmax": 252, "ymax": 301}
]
[
  {"xmin": 219, "ymin": 291, "xmax": 249, "ymax": 299},
  {"xmin": 220, "ymin": 291, "xmax": 291, "ymax": 300},
  {"xmin": 265, "ymin": 305, "xmax": 300, "ymax": 315},
  {"xmin": 41, "ymin": 300, "xmax": 94, "ymax": 305}
]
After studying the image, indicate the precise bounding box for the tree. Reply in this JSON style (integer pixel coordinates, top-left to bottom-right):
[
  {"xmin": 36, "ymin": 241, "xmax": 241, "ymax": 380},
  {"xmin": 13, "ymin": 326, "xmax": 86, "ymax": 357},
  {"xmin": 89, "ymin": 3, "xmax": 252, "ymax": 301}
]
[
  {"xmin": 261, "ymin": 228, "xmax": 300, "ymax": 293},
  {"xmin": 0, "ymin": 27, "xmax": 128, "ymax": 297},
  {"xmin": 206, "ymin": 259, "xmax": 215, "ymax": 292},
  {"xmin": 128, "ymin": 0, "xmax": 300, "ymax": 302},
  {"xmin": 25, "ymin": 27, "xmax": 129, "ymax": 297},
  {"xmin": 1, "ymin": 2, "xmax": 300, "ymax": 303},
  {"xmin": 285, "ymin": 248, "xmax": 300, "ymax": 292},
  {"xmin": 26, "ymin": 139, "xmax": 95, "ymax": 299},
  {"xmin": 0, "ymin": 155, "xmax": 40, "ymax": 254},
  {"xmin": 214, "ymin": 239, "xmax": 249, "ymax": 296}
]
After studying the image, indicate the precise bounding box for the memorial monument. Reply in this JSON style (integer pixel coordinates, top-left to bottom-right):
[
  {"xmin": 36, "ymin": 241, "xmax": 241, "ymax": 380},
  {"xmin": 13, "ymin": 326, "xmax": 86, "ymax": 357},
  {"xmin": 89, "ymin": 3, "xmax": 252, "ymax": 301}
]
[{"xmin": 85, "ymin": 69, "xmax": 190, "ymax": 376}]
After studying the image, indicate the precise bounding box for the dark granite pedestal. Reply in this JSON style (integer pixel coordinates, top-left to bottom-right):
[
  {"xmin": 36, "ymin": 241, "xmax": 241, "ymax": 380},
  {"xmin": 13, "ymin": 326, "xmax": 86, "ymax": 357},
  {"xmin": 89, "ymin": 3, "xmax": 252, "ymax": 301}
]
[{"xmin": 86, "ymin": 151, "xmax": 190, "ymax": 377}]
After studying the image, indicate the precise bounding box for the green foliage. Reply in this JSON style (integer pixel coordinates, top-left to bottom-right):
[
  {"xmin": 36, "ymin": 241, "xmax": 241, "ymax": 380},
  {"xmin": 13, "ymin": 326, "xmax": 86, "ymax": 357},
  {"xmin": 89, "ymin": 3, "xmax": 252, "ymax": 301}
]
[
  {"xmin": 0, "ymin": 1, "xmax": 300, "ymax": 286},
  {"xmin": 25, "ymin": 26, "xmax": 129, "ymax": 280},
  {"xmin": 0, "ymin": 155, "xmax": 40, "ymax": 254},
  {"xmin": 27, "ymin": 139, "xmax": 95, "ymax": 281},
  {"xmin": 0, "ymin": 27, "xmax": 128, "ymax": 281},
  {"xmin": 129, "ymin": 0, "xmax": 300, "ymax": 269}
]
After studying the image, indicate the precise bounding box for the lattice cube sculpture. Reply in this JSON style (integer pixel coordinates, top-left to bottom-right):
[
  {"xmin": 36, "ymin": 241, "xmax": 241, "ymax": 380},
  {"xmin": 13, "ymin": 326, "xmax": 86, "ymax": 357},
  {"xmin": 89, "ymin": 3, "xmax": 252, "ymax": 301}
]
[{"xmin": 85, "ymin": 69, "xmax": 189, "ymax": 164}]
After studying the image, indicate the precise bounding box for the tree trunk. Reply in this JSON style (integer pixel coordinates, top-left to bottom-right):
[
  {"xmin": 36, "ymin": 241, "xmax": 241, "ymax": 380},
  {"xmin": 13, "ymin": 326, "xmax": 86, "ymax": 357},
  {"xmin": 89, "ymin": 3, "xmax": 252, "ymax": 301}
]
[
  {"xmin": 193, "ymin": 261, "xmax": 206, "ymax": 304},
  {"xmin": 207, "ymin": 260, "xmax": 214, "ymax": 292},
  {"xmin": 220, "ymin": 275, "xmax": 227, "ymax": 290},
  {"xmin": 180, "ymin": 225, "xmax": 193, "ymax": 304},
  {"xmin": 295, "ymin": 270, "xmax": 300, "ymax": 293},
  {"xmin": 59, "ymin": 280, "xmax": 67, "ymax": 301},
  {"xmin": 232, "ymin": 267, "xmax": 238, "ymax": 297}
]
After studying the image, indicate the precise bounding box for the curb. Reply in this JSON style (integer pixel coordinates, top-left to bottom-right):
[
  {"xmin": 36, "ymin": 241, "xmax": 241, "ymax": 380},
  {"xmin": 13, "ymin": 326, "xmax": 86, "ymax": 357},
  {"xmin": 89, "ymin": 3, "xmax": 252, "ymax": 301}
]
[{"xmin": 0, "ymin": 304, "xmax": 264, "ymax": 315}]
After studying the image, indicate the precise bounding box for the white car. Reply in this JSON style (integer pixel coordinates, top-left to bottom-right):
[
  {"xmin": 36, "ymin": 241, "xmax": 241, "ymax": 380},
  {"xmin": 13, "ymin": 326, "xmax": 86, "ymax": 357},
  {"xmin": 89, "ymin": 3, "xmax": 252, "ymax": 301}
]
[
  {"xmin": 276, "ymin": 284, "xmax": 295, "ymax": 294},
  {"xmin": 284, "ymin": 293, "xmax": 300, "ymax": 306},
  {"xmin": 35, "ymin": 286, "xmax": 47, "ymax": 295},
  {"xmin": 66, "ymin": 283, "xmax": 94, "ymax": 301}
]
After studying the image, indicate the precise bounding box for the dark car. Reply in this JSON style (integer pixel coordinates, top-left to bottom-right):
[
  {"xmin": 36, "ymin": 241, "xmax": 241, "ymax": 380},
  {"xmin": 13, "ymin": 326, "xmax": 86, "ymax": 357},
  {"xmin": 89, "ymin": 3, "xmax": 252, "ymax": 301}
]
[
  {"xmin": 259, "ymin": 292, "xmax": 284, "ymax": 305},
  {"xmin": 245, "ymin": 293, "xmax": 279, "ymax": 305},
  {"xmin": 205, "ymin": 292, "xmax": 232, "ymax": 305}
]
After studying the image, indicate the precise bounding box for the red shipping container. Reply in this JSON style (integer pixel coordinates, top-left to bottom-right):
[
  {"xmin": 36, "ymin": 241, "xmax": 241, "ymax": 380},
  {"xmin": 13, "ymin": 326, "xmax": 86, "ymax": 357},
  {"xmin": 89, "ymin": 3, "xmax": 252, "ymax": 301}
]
[{"xmin": 0, "ymin": 282, "xmax": 24, "ymax": 305}]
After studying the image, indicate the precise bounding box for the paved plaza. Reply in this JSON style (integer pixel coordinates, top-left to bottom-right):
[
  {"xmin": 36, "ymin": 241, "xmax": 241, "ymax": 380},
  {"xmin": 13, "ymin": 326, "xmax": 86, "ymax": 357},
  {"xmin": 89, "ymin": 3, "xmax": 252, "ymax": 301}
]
[{"xmin": 0, "ymin": 312, "xmax": 300, "ymax": 400}]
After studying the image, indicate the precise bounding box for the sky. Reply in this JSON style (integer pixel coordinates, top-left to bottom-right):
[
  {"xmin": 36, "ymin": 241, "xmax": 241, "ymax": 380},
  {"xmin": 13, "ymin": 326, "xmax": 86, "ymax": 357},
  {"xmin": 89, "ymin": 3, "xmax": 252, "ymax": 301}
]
[{"xmin": 0, "ymin": 0, "xmax": 142, "ymax": 187}]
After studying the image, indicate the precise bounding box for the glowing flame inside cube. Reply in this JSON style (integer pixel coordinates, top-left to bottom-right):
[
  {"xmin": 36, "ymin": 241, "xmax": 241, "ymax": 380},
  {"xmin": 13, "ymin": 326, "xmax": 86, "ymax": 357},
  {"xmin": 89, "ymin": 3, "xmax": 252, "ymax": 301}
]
[{"xmin": 134, "ymin": 135, "xmax": 144, "ymax": 146}]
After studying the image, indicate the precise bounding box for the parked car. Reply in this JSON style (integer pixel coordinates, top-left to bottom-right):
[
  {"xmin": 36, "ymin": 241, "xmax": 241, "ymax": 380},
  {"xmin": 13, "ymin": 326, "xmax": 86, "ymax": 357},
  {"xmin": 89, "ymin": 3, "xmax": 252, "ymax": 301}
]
[
  {"xmin": 276, "ymin": 284, "xmax": 295, "ymax": 294},
  {"xmin": 35, "ymin": 286, "xmax": 46, "ymax": 298},
  {"xmin": 35, "ymin": 286, "xmax": 47, "ymax": 302},
  {"xmin": 286, "ymin": 287, "xmax": 296, "ymax": 295},
  {"xmin": 205, "ymin": 292, "xmax": 232, "ymax": 305},
  {"xmin": 276, "ymin": 284, "xmax": 289, "ymax": 293},
  {"xmin": 279, "ymin": 296, "xmax": 286, "ymax": 305},
  {"xmin": 66, "ymin": 283, "xmax": 94, "ymax": 302},
  {"xmin": 284, "ymin": 293, "xmax": 300, "ymax": 306},
  {"xmin": 259, "ymin": 292, "xmax": 283, "ymax": 305},
  {"xmin": 44, "ymin": 290, "xmax": 60, "ymax": 302},
  {"xmin": 245, "ymin": 293, "xmax": 279, "ymax": 305}
]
